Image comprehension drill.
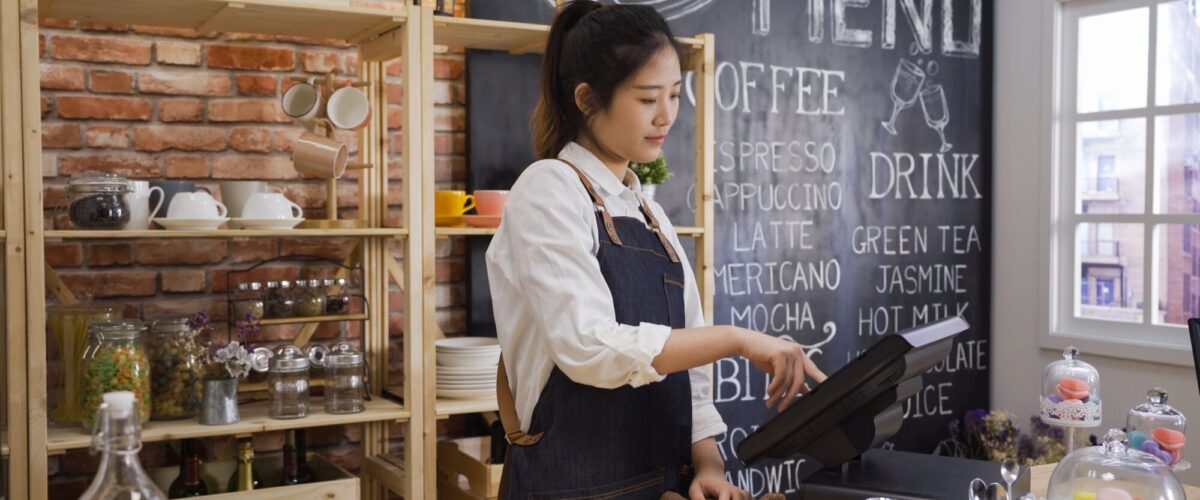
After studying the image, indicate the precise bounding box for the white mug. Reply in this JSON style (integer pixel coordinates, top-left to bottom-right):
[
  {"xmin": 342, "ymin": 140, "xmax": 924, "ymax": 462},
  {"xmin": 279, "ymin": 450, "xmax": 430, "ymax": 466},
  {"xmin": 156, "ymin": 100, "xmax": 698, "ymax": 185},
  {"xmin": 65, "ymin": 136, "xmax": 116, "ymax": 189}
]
[
  {"xmin": 282, "ymin": 78, "xmax": 322, "ymax": 123},
  {"xmin": 327, "ymin": 86, "xmax": 371, "ymax": 130},
  {"xmin": 242, "ymin": 192, "xmax": 303, "ymax": 220},
  {"xmin": 124, "ymin": 181, "xmax": 164, "ymax": 230},
  {"xmin": 219, "ymin": 181, "xmax": 270, "ymax": 218},
  {"xmin": 167, "ymin": 191, "xmax": 228, "ymax": 220}
]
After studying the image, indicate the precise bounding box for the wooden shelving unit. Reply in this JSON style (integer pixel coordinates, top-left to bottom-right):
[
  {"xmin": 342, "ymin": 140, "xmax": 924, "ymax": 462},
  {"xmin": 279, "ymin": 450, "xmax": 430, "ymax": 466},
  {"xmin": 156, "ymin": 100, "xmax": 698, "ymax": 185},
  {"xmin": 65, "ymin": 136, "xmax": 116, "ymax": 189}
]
[{"xmin": 4, "ymin": 2, "xmax": 714, "ymax": 499}]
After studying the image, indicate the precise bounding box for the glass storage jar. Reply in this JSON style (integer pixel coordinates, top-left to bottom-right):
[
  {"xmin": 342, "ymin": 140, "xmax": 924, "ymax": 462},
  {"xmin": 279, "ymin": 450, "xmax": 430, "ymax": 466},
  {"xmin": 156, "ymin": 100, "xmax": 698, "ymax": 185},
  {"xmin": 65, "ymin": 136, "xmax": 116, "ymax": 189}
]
[
  {"xmin": 323, "ymin": 342, "xmax": 365, "ymax": 414},
  {"xmin": 1047, "ymin": 429, "xmax": 1186, "ymax": 500},
  {"xmin": 252, "ymin": 345, "xmax": 328, "ymax": 419},
  {"xmin": 48, "ymin": 304, "xmax": 118, "ymax": 425},
  {"xmin": 266, "ymin": 280, "xmax": 295, "ymax": 318},
  {"xmin": 81, "ymin": 320, "xmax": 151, "ymax": 428},
  {"xmin": 1040, "ymin": 346, "xmax": 1101, "ymax": 427},
  {"xmin": 232, "ymin": 282, "xmax": 265, "ymax": 322},
  {"xmin": 1127, "ymin": 388, "xmax": 1189, "ymax": 470},
  {"xmin": 324, "ymin": 278, "xmax": 351, "ymax": 315},
  {"xmin": 295, "ymin": 279, "xmax": 326, "ymax": 317},
  {"xmin": 67, "ymin": 173, "xmax": 131, "ymax": 229},
  {"xmin": 147, "ymin": 317, "xmax": 204, "ymax": 420}
]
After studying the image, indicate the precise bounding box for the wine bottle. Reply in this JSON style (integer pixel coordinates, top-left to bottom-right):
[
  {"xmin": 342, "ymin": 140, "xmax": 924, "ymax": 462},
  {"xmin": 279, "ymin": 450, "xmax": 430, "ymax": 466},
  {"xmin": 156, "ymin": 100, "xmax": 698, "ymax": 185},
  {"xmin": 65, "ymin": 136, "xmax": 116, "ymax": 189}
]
[
  {"xmin": 295, "ymin": 429, "xmax": 316, "ymax": 483},
  {"xmin": 281, "ymin": 431, "xmax": 301, "ymax": 486},
  {"xmin": 226, "ymin": 437, "xmax": 262, "ymax": 491},
  {"xmin": 168, "ymin": 439, "xmax": 208, "ymax": 497}
]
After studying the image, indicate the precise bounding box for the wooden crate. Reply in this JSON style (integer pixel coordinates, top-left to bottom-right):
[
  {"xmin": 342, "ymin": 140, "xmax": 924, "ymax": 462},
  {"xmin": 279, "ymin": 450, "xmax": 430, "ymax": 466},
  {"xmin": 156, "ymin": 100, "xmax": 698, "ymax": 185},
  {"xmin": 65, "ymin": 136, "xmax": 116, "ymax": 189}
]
[
  {"xmin": 146, "ymin": 452, "xmax": 358, "ymax": 498},
  {"xmin": 437, "ymin": 436, "xmax": 502, "ymax": 499}
]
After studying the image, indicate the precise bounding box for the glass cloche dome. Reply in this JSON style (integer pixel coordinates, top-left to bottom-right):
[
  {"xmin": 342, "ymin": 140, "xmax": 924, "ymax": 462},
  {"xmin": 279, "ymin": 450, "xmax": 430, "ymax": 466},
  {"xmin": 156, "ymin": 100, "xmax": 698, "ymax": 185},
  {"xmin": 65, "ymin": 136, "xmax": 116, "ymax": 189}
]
[
  {"xmin": 1040, "ymin": 346, "xmax": 1101, "ymax": 427},
  {"xmin": 1127, "ymin": 388, "xmax": 1189, "ymax": 471},
  {"xmin": 1047, "ymin": 429, "xmax": 1186, "ymax": 500}
]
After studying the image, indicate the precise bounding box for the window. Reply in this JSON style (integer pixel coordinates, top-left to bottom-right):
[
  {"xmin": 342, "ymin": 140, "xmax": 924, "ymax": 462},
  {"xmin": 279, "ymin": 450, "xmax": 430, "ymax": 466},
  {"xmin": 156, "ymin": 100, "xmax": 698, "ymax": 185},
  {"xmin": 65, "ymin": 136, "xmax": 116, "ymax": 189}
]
[{"xmin": 1056, "ymin": 0, "xmax": 1200, "ymax": 353}]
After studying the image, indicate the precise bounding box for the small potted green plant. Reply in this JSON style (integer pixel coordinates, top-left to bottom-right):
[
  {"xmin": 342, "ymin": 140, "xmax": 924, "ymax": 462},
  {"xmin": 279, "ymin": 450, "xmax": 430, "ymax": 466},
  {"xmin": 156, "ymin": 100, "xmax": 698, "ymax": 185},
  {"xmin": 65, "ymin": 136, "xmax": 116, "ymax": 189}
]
[{"xmin": 629, "ymin": 153, "xmax": 672, "ymax": 201}]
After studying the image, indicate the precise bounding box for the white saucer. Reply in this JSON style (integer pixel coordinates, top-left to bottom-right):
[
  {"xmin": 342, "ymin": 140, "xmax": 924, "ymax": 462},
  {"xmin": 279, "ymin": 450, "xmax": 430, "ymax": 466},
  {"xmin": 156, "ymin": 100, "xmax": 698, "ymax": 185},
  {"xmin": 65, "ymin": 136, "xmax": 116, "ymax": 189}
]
[
  {"xmin": 152, "ymin": 218, "xmax": 229, "ymax": 231},
  {"xmin": 231, "ymin": 218, "xmax": 305, "ymax": 230},
  {"xmin": 435, "ymin": 338, "xmax": 500, "ymax": 350},
  {"xmin": 436, "ymin": 387, "xmax": 495, "ymax": 399}
]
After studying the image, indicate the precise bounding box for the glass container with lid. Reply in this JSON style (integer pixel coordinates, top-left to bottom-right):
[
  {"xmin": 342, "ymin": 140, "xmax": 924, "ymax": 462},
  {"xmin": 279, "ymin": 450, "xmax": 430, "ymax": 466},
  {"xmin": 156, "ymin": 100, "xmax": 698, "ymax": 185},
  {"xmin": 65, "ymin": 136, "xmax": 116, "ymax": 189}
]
[
  {"xmin": 1046, "ymin": 429, "xmax": 1186, "ymax": 500},
  {"xmin": 1127, "ymin": 388, "xmax": 1189, "ymax": 470},
  {"xmin": 295, "ymin": 279, "xmax": 326, "ymax": 317},
  {"xmin": 323, "ymin": 342, "xmax": 366, "ymax": 414},
  {"xmin": 266, "ymin": 280, "xmax": 295, "ymax": 318},
  {"xmin": 324, "ymin": 278, "xmax": 351, "ymax": 315},
  {"xmin": 67, "ymin": 173, "xmax": 131, "ymax": 229},
  {"xmin": 251, "ymin": 345, "xmax": 329, "ymax": 419},
  {"xmin": 81, "ymin": 320, "xmax": 151, "ymax": 428},
  {"xmin": 1040, "ymin": 346, "xmax": 1102, "ymax": 427},
  {"xmin": 48, "ymin": 304, "xmax": 118, "ymax": 425},
  {"xmin": 147, "ymin": 317, "xmax": 204, "ymax": 420},
  {"xmin": 232, "ymin": 282, "xmax": 265, "ymax": 321}
]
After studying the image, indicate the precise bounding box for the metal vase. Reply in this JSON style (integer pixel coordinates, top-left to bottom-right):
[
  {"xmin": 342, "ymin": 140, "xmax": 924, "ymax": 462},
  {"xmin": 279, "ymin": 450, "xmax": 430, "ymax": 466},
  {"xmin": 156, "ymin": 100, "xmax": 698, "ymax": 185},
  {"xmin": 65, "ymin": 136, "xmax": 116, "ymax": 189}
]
[{"xmin": 199, "ymin": 378, "xmax": 239, "ymax": 425}]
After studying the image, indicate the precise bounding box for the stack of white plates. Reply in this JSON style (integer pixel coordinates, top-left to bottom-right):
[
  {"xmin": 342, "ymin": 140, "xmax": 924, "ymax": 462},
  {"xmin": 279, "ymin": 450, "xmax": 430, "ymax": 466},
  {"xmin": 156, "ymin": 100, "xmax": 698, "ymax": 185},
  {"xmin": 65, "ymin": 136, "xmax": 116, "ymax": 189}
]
[{"xmin": 435, "ymin": 337, "xmax": 500, "ymax": 399}]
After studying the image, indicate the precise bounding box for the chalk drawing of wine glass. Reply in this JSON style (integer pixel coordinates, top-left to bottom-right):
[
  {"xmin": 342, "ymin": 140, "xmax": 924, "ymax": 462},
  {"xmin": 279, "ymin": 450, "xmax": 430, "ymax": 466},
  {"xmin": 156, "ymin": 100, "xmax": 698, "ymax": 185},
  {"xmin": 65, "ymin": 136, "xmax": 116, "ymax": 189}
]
[
  {"xmin": 919, "ymin": 84, "xmax": 953, "ymax": 153},
  {"xmin": 881, "ymin": 59, "xmax": 926, "ymax": 135},
  {"xmin": 541, "ymin": 0, "xmax": 715, "ymax": 20}
]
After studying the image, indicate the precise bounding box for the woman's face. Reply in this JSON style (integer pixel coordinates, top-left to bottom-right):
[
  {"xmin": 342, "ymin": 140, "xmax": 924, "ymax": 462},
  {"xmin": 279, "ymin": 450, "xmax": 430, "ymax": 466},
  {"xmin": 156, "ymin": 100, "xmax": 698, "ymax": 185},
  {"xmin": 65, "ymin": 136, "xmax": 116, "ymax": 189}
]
[{"xmin": 582, "ymin": 45, "xmax": 682, "ymax": 165}]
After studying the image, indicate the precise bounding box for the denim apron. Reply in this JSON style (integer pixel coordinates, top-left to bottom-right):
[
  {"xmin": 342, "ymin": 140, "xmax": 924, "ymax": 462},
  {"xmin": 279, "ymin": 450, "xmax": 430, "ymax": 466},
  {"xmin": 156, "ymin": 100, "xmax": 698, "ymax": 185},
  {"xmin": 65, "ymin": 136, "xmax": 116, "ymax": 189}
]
[{"xmin": 498, "ymin": 159, "xmax": 694, "ymax": 499}]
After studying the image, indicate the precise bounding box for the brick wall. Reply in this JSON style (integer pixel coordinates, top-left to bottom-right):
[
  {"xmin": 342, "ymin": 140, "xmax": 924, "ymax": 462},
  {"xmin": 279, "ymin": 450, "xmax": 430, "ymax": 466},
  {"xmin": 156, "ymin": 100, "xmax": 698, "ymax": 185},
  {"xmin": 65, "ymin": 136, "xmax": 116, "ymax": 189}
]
[{"xmin": 38, "ymin": 1, "xmax": 472, "ymax": 495}]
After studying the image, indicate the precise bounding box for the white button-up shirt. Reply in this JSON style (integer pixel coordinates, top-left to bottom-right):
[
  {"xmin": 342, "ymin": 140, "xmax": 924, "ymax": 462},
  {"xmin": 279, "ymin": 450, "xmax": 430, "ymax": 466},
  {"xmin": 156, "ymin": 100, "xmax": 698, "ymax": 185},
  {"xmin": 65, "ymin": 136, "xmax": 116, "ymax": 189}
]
[{"xmin": 486, "ymin": 141, "xmax": 727, "ymax": 445}]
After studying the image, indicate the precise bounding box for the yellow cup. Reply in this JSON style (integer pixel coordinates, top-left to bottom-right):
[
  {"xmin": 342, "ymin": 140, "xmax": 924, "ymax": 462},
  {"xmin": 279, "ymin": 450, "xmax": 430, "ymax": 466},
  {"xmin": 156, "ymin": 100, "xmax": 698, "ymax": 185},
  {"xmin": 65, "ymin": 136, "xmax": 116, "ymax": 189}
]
[{"xmin": 435, "ymin": 190, "xmax": 476, "ymax": 217}]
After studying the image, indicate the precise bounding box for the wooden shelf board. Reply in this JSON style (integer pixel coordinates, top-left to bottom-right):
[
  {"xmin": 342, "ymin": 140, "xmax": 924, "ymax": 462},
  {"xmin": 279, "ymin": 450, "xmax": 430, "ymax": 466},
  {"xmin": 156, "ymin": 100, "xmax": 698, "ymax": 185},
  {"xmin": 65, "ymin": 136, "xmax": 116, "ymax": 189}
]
[
  {"xmin": 254, "ymin": 313, "xmax": 368, "ymax": 326},
  {"xmin": 433, "ymin": 16, "xmax": 703, "ymax": 55},
  {"xmin": 674, "ymin": 226, "xmax": 704, "ymax": 236},
  {"xmin": 38, "ymin": 0, "xmax": 407, "ymax": 42},
  {"xmin": 46, "ymin": 398, "xmax": 409, "ymax": 453},
  {"xmin": 44, "ymin": 228, "xmax": 408, "ymax": 239},
  {"xmin": 436, "ymin": 396, "xmax": 498, "ymax": 418},
  {"xmin": 435, "ymin": 226, "xmax": 496, "ymax": 238}
]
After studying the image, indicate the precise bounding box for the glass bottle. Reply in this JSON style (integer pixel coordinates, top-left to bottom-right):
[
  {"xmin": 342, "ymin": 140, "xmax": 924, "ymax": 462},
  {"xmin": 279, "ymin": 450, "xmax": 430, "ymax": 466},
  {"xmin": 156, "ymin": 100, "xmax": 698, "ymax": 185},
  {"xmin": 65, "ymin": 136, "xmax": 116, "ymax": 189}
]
[
  {"xmin": 324, "ymin": 342, "xmax": 366, "ymax": 414},
  {"xmin": 79, "ymin": 391, "xmax": 167, "ymax": 500},
  {"xmin": 226, "ymin": 437, "xmax": 262, "ymax": 491},
  {"xmin": 266, "ymin": 280, "xmax": 295, "ymax": 318},
  {"xmin": 167, "ymin": 439, "xmax": 207, "ymax": 497},
  {"xmin": 232, "ymin": 282, "xmax": 265, "ymax": 322},
  {"xmin": 281, "ymin": 430, "xmax": 301, "ymax": 486},
  {"xmin": 295, "ymin": 429, "xmax": 316, "ymax": 483},
  {"xmin": 82, "ymin": 320, "xmax": 152, "ymax": 428},
  {"xmin": 148, "ymin": 317, "xmax": 203, "ymax": 420},
  {"xmin": 295, "ymin": 279, "xmax": 326, "ymax": 317},
  {"xmin": 48, "ymin": 304, "xmax": 118, "ymax": 425},
  {"xmin": 324, "ymin": 278, "xmax": 351, "ymax": 315}
]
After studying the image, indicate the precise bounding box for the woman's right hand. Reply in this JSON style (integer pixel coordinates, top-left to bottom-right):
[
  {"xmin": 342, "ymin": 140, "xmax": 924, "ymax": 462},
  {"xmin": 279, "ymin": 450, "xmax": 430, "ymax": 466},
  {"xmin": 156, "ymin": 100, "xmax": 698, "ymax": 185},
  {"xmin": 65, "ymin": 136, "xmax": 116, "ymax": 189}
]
[{"xmin": 735, "ymin": 329, "xmax": 827, "ymax": 411}]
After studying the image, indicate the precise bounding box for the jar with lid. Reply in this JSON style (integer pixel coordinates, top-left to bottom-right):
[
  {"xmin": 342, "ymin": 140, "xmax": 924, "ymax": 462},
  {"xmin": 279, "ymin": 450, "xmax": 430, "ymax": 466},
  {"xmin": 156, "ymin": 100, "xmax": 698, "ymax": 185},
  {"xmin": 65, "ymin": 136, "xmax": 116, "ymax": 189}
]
[
  {"xmin": 1046, "ymin": 429, "xmax": 1186, "ymax": 500},
  {"xmin": 232, "ymin": 282, "xmax": 265, "ymax": 322},
  {"xmin": 147, "ymin": 317, "xmax": 204, "ymax": 420},
  {"xmin": 82, "ymin": 320, "xmax": 151, "ymax": 428},
  {"xmin": 67, "ymin": 173, "xmax": 132, "ymax": 229},
  {"xmin": 324, "ymin": 278, "xmax": 351, "ymax": 315},
  {"xmin": 296, "ymin": 279, "xmax": 326, "ymax": 317},
  {"xmin": 266, "ymin": 280, "xmax": 295, "ymax": 318},
  {"xmin": 251, "ymin": 345, "xmax": 329, "ymax": 419},
  {"xmin": 1127, "ymin": 388, "xmax": 1189, "ymax": 470},
  {"xmin": 1040, "ymin": 346, "xmax": 1101, "ymax": 427},
  {"xmin": 324, "ymin": 342, "xmax": 366, "ymax": 414},
  {"xmin": 48, "ymin": 304, "xmax": 118, "ymax": 425}
]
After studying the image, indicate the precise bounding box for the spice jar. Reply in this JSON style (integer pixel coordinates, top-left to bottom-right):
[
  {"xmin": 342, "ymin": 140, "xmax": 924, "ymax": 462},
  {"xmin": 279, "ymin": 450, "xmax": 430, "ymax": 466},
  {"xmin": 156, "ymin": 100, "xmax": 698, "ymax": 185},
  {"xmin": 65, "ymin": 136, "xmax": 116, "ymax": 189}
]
[
  {"xmin": 323, "ymin": 342, "xmax": 365, "ymax": 414},
  {"xmin": 81, "ymin": 320, "xmax": 151, "ymax": 428},
  {"xmin": 67, "ymin": 173, "xmax": 132, "ymax": 229},
  {"xmin": 252, "ymin": 345, "xmax": 329, "ymax": 419},
  {"xmin": 324, "ymin": 278, "xmax": 351, "ymax": 315},
  {"xmin": 232, "ymin": 282, "xmax": 265, "ymax": 321},
  {"xmin": 295, "ymin": 279, "xmax": 326, "ymax": 317},
  {"xmin": 48, "ymin": 304, "xmax": 118, "ymax": 425},
  {"xmin": 266, "ymin": 280, "xmax": 295, "ymax": 318},
  {"xmin": 147, "ymin": 317, "xmax": 203, "ymax": 420}
]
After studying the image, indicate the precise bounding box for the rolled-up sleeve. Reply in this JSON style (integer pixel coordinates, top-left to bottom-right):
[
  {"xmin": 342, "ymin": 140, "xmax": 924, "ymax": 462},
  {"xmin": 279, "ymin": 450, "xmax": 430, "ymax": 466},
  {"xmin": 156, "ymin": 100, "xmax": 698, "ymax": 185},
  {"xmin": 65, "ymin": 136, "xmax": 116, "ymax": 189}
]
[
  {"xmin": 498, "ymin": 164, "xmax": 671, "ymax": 389},
  {"xmin": 655, "ymin": 205, "xmax": 729, "ymax": 444}
]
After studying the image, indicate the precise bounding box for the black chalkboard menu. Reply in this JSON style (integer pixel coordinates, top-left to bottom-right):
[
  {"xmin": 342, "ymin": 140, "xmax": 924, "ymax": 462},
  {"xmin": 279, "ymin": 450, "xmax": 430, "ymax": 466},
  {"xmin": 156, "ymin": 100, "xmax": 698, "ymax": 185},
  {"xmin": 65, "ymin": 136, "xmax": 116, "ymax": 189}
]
[{"xmin": 464, "ymin": 1, "xmax": 992, "ymax": 495}]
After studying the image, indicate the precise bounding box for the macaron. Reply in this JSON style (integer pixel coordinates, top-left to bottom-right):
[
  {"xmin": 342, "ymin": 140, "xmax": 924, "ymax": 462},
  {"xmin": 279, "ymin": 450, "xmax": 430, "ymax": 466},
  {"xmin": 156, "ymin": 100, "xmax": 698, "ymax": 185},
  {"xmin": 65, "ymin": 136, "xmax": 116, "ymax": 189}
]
[
  {"xmin": 1057, "ymin": 377, "xmax": 1091, "ymax": 400},
  {"xmin": 1128, "ymin": 431, "xmax": 1148, "ymax": 450},
  {"xmin": 1151, "ymin": 427, "xmax": 1186, "ymax": 451},
  {"xmin": 1096, "ymin": 488, "xmax": 1134, "ymax": 500}
]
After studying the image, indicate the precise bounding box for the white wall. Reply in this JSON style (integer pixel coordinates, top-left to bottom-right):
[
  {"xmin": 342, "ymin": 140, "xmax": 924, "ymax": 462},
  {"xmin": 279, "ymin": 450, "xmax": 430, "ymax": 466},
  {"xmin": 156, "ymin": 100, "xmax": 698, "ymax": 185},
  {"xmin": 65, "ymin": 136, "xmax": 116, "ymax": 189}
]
[{"xmin": 993, "ymin": 0, "xmax": 1200, "ymax": 484}]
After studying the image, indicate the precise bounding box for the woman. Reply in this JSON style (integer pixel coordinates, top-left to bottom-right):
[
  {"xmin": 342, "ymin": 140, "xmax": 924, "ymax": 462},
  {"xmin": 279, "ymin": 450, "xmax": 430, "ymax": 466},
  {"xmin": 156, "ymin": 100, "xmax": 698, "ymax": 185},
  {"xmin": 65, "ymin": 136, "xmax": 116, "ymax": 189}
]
[{"xmin": 486, "ymin": 2, "xmax": 827, "ymax": 498}]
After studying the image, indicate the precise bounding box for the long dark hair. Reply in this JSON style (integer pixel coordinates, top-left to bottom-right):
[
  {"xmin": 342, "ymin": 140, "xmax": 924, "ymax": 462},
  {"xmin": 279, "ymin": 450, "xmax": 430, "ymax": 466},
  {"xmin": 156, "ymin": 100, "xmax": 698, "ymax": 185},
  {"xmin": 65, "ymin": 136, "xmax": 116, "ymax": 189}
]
[{"xmin": 531, "ymin": 0, "xmax": 684, "ymax": 159}]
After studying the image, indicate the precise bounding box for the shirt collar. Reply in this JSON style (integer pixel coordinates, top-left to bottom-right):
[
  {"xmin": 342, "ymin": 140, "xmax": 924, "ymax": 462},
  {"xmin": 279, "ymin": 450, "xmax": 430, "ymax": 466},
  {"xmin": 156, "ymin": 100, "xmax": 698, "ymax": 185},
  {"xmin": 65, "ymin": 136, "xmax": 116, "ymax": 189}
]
[{"xmin": 557, "ymin": 141, "xmax": 642, "ymax": 197}]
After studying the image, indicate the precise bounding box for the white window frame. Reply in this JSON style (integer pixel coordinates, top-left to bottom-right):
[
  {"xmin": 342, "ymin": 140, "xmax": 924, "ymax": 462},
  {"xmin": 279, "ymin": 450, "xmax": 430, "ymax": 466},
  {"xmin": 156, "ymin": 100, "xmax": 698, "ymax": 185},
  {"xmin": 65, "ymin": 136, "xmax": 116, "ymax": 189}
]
[{"xmin": 1042, "ymin": 0, "xmax": 1200, "ymax": 366}]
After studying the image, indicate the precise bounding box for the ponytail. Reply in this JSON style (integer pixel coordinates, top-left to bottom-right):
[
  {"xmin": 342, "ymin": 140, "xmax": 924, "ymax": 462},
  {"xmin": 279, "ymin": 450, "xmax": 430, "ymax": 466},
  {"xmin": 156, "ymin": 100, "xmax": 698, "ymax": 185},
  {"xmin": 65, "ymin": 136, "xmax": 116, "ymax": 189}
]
[{"xmin": 530, "ymin": 0, "xmax": 683, "ymax": 159}]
